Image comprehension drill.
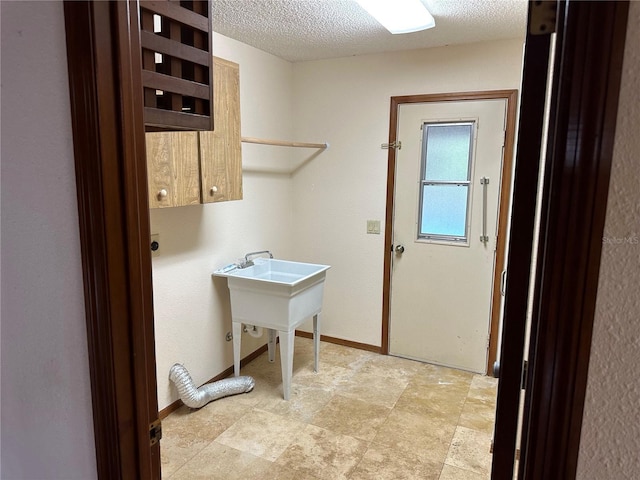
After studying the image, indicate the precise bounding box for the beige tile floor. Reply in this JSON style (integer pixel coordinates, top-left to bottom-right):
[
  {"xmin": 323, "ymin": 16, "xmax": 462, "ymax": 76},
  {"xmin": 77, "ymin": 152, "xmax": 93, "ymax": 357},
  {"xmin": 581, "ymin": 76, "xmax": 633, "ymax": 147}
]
[{"xmin": 161, "ymin": 338, "xmax": 498, "ymax": 479}]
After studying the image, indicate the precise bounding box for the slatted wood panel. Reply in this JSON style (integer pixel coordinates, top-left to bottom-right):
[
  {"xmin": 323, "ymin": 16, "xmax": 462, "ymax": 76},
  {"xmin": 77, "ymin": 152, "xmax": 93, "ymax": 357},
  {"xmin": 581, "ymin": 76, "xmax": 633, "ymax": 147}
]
[
  {"xmin": 199, "ymin": 57, "xmax": 243, "ymax": 203},
  {"xmin": 146, "ymin": 131, "xmax": 201, "ymax": 207},
  {"xmin": 140, "ymin": 0, "xmax": 213, "ymax": 131}
]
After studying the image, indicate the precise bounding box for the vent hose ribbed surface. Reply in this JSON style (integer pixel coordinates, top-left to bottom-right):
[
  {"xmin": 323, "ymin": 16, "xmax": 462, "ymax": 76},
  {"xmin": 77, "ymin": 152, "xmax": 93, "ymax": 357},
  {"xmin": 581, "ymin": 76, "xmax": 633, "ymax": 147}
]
[{"xmin": 169, "ymin": 363, "xmax": 255, "ymax": 409}]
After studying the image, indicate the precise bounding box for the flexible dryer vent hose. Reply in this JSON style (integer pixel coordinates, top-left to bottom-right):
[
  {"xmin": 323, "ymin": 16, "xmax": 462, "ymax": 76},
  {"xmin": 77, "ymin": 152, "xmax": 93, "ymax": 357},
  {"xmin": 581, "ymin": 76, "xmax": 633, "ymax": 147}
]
[{"xmin": 169, "ymin": 363, "xmax": 255, "ymax": 409}]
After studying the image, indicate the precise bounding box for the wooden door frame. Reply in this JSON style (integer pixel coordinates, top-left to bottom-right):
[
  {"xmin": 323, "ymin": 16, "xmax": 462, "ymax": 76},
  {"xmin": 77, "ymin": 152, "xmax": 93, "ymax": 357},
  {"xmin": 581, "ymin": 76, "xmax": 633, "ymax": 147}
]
[
  {"xmin": 489, "ymin": 5, "xmax": 554, "ymax": 474},
  {"xmin": 381, "ymin": 89, "xmax": 519, "ymax": 376},
  {"xmin": 64, "ymin": 2, "xmax": 160, "ymax": 478},
  {"xmin": 492, "ymin": 1, "xmax": 629, "ymax": 477},
  {"xmin": 62, "ymin": 1, "xmax": 629, "ymax": 479},
  {"xmin": 517, "ymin": 1, "xmax": 629, "ymax": 477}
]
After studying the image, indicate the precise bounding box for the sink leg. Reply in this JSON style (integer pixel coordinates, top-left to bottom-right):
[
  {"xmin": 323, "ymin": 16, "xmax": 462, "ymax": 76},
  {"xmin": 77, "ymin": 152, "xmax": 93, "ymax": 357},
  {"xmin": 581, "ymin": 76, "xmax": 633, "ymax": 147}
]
[
  {"xmin": 232, "ymin": 321, "xmax": 242, "ymax": 377},
  {"xmin": 279, "ymin": 330, "xmax": 294, "ymax": 400},
  {"xmin": 313, "ymin": 314, "xmax": 321, "ymax": 373},
  {"xmin": 267, "ymin": 328, "xmax": 276, "ymax": 363}
]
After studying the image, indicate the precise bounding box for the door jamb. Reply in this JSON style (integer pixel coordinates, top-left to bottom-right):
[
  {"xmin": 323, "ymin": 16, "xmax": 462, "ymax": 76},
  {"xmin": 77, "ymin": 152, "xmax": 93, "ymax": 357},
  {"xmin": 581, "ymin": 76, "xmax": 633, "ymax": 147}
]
[
  {"xmin": 64, "ymin": 2, "xmax": 160, "ymax": 478},
  {"xmin": 517, "ymin": 2, "xmax": 630, "ymax": 476},
  {"xmin": 381, "ymin": 89, "xmax": 518, "ymax": 377}
]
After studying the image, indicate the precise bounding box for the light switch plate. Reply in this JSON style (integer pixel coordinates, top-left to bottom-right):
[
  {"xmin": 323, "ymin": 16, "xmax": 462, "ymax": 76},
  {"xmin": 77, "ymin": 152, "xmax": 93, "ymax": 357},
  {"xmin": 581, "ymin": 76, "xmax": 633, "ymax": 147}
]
[{"xmin": 367, "ymin": 220, "xmax": 381, "ymax": 234}]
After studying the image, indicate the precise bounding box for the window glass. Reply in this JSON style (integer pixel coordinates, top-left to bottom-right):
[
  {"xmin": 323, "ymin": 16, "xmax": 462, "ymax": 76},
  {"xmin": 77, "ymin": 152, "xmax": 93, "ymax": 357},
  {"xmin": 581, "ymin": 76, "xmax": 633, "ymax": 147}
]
[
  {"xmin": 420, "ymin": 185, "xmax": 469, "ymax": 238},
  {"xmin": 418, "ymin": 121, "xmax": 474, "ymax": 242},
  {"xmin": 424, "ymin": 124, "xmax": 472, "ymax": 181}
]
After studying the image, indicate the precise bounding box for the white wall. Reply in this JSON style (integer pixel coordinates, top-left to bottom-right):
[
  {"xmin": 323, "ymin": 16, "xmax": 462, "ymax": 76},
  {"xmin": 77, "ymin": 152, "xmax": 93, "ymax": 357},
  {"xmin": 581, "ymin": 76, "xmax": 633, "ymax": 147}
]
[
  {"xmin": 290, "ymin": 39, "xmax": 525, "ymax": 346},
  {"xmin": 152, "ymin": 36, "xmax": 527, "ymax": 409},
  {"xmin": 577, "ymin": 3, "xmax": 640, "ymax": 478},
  {"xmin": 0, "ymin": 2, "xmax": 97, "ymax": 478},
  {"xmin": 151, "ymin": 34, "xmax": 296, "ymax": 410}
]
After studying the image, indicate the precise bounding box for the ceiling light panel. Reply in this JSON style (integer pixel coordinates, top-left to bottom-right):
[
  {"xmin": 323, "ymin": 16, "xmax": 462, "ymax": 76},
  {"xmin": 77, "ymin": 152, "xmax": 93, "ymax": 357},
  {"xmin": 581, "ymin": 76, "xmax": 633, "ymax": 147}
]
[{"xmin": 355, "ymin": 0, "xmax": 436, "ymax": 34}]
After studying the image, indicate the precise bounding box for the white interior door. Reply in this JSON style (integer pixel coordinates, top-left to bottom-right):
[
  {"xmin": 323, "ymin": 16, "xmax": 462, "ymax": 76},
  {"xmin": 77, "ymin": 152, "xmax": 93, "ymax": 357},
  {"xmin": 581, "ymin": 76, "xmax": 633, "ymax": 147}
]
[{"xmin": 389, "ymin": 99, "xmax": 507, "ymax": 373}]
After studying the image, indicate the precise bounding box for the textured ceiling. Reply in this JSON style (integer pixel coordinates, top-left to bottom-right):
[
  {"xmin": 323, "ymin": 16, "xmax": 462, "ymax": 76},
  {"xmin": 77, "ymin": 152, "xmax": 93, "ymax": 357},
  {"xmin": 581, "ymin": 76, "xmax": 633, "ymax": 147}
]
[{"xmin": 212, "ymin": 0, "xmax": 529, "ymax": 63}]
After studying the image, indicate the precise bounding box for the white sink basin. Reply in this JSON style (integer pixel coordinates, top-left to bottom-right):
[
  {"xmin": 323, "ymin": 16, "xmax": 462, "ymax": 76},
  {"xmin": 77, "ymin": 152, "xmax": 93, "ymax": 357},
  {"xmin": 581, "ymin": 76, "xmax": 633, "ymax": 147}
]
[
  {"xmin": 219, "ymin": 257, "xmax": 329, "ymax": 285},
  {"xmin": 213, "ymin": 258, "xmax": 330, "ymax": 400}
]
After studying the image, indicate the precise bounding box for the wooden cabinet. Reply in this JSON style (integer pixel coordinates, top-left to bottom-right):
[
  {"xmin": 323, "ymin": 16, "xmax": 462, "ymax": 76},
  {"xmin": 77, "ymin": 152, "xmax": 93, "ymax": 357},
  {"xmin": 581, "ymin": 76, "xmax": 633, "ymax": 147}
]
[
  {"xmin": 200, "ymin": 57, "xmax": 243, "ymax": 203},
  {"xmin": 145, "ymin": 57, "xmax": 242, "ymax": 208},
  {"xmin": 146, "ymin": 132, "xmax": 200, "ymax": 208}
]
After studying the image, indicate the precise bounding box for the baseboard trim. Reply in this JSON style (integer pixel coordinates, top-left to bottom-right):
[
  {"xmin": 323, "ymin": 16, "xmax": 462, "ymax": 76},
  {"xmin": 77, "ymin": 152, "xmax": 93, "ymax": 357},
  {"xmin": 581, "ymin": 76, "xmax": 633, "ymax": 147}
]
[
  {"xmin": 295, "ymin": 330, "xmax": 382, "ymax": 353},
  {"xmin": 159, "ymin": 332, "xmax": 381, "ymax": 419}
]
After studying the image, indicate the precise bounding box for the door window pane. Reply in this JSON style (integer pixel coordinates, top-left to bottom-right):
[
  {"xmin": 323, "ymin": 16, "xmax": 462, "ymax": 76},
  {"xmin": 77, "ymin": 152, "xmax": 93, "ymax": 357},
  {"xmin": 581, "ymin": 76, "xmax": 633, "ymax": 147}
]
[
  {"xmin": 423, "ymin": 124, "xmax": 473, "ymax": 181},
  {"xmin": 418, "ymin": 121, "xmax": 474, "ymax": 242},
  {"xmin": 420, "ymin": 185, "xmax": 469, "ymax": 238}
]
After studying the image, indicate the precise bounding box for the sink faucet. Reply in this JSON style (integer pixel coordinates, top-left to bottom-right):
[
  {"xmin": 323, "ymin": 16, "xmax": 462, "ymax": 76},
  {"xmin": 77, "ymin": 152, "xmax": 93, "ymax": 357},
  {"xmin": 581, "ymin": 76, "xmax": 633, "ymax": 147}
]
[{"xmin": 239, "ymin": 250, "xmax": 273, "ymax": 268}]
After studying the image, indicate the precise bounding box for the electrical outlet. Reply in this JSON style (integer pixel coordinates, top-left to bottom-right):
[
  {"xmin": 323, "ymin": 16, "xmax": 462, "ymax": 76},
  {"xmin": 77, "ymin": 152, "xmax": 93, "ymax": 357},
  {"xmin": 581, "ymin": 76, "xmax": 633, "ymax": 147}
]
[
  {"xmin": 150, "ymin": 234, "xmax": 160, "ymax": 257},
  {"xmin": 367, "ymin": 220, "xmax": 381, "ymax": 234}
]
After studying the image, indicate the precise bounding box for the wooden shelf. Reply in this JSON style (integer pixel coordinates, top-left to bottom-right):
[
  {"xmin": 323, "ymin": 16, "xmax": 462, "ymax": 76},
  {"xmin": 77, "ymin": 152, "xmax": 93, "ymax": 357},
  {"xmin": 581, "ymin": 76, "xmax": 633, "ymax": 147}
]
[{"xmin": 241, "ymin": 137, "xmax": 328, "ymax": 149}]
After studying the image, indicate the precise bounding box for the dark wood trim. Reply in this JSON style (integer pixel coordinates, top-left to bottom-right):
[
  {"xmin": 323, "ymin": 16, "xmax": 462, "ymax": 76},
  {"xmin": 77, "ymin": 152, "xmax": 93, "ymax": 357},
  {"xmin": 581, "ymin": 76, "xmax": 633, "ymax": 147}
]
[
  {"xmin": 382, "ymin": 90, "xmax": 519, "ymax": 375},
  {"xmin": 64, "ymin": 5, "xmax": 124, "ymax": 476},
  {"xmin": 381, "ymin": 97, "xmax": 398, "ymax": 356},
  {"xmin": 295, "ymin": 331, "xmax": 382, "ymax": 353},
  {"xmin": 64, "ymin": 1, "xmax": 159, "ymax": 478},
  {"xmin": 491, "ymin": 9, "xmax": 554, "ymax": 477},
  {"xmin": 142, "ymin": 70, "xmax": 210, "ymax": 99},
  {"xmin": 387, "ymin": 91, "xmax": 519, "ymax": 104},
  {"xmin": 487, "ymin": 90, "xmax": 518, "ymax": 375},
  {"xmin": 139, "ymin": 0, "xmax": 209, "ymax": 32},
  {"xmin": 144, "ymin": 107, "xmax": 211, "ymax": 130},
  {"xmin": 140, "ymin": 31, "xmax": 211, "ymax": 66},
  {"xmin": 519, "ymin": 1, "xmax": 629, "ymax": 478},
  {"xmin": 114, "ymin": 2, "xmax": 161, "ymax": 479},
  {"xmin": 141, "ymin": 10, "xmax": 158, "ymax": 109},
  {"xmin": 159, "ymin": 398, "xmax": 186, "ymax": 421},
  {"xmin": 139, "ymin": 0, "xmax": 213, "ymax": 131}
]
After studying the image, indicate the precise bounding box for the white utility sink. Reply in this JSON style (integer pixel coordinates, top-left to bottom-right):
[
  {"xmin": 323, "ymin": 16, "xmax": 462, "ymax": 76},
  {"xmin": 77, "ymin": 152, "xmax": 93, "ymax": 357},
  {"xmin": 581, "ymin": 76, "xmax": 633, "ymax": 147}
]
[{"xmin": 213, "ymin": 258, "xmax": 330, "ymax": 400}]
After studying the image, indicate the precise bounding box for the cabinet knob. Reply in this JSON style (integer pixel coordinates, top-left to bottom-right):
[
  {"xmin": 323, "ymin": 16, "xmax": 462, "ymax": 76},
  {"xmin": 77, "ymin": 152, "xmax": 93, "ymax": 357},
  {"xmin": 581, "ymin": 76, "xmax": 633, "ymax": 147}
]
[
  {"xmin": 210, "ymin": 186, "xmax": 218, "ymax": 195},
  {"xmin": 158, "ymin": 189, "xmax": 168, "ymax": 199}
]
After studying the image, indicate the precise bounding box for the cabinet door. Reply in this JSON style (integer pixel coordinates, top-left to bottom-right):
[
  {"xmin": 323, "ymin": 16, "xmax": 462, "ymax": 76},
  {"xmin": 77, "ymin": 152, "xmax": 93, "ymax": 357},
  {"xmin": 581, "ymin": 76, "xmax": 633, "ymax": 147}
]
[
  {"xmin": 146, "ymin": 132, "xmax": 201, "ymax": 208},
  {"xmin": 200, "ymin": 57, "xmax": 243, "ymax": 203}
]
